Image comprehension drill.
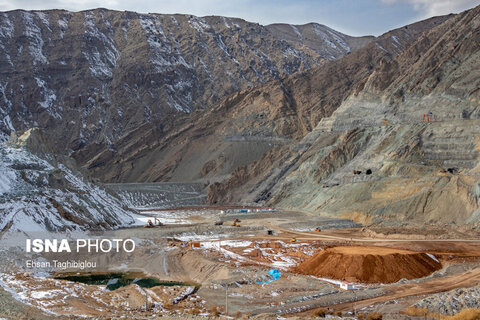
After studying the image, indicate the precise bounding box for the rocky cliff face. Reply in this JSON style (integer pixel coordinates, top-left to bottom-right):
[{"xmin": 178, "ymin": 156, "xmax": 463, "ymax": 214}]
[
  {"xmin": 0, "ymin": 9, "xmax": 371, "ymax": 151},
  {"xmin": 0, "ymin": 129, "xmax": 136, "ymax": 234},
  {"xmin": 206, "ymin": 6, "xmax": 480, "ymax": 226},
  {"xmin": 80, "ymin": 14, "xmax": 449, "ymax": 183}
]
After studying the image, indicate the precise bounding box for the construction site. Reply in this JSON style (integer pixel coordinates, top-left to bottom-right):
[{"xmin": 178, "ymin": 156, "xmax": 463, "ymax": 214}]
[
  {"xmin": 2, "ymin": 203, "xmax": 480, "ymax": 319},
  {"xmin": 2, "ymin": 3, "xmax": 480, "ymax": 319}
]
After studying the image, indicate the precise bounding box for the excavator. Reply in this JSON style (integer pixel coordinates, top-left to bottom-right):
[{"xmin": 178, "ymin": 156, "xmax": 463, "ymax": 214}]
[{"xmin": 144, "ymin": 218, "xmax": 163, "ymax": 228}]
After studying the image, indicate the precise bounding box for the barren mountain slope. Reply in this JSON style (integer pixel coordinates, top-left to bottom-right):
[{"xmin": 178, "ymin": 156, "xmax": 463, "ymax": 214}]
[
  {"xmin": 0, "ymin": 9, "xmax": 371, "ymax": 153},
  {"xmin": 0, "ymin": 129, "xmax": 136, "ymax": 235},
  {"xmin": 208, "ymin": 5, "xmax": 480, "ymax": 226},
  {"xmin": 78, "ymin": 15, "xmax": 450, "ymax": 183}
]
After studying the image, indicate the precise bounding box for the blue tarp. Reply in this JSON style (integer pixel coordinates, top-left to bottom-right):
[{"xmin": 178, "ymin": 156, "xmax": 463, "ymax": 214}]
[{"xmin": 257, "ymin": 269, "xmax": 281, "ymax": 285}]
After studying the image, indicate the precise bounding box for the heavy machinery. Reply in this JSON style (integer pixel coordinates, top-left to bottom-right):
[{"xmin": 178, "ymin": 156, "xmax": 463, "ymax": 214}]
[
  {"xmin": 290, "ymin": 238, "xmax": 297, "ymax": 242},
  {"xmin": 315, "ymin": 227, "xmax": 321, "ymax": 232},
  {"xmin": 214, "ymin": 221, "xmax": 224, "ymax": 226},
  {"xmin": 144, "ymin": 218, "xmax": 163, "ymax": 228},
  {"xmin": 144, "ymin": 219, "xmax": 155, "ymax": 228}
]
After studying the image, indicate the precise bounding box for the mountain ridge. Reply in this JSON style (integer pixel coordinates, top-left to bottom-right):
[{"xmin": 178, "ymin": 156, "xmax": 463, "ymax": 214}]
[
  {"xmin": 0, "ymin": 8, "xmax": 372, "ymax": 153},
  {"xmin": 77, "ymin": 14, "xmax": 452, "ymax": 183}
]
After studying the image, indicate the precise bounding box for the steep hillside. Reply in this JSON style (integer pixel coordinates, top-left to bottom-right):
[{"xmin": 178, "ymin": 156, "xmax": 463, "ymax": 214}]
[
  {"xmin": 207, "ymin": 5, "xmax": 480, "ymax": 226},
  {"xmin": 266, "ymin": 23, "xmax": 374, "ymax": 58},
  {"xmin": 0, "ymin": 9, "xmax": 370, "ymax": 152},
  {"xmin": 0, "ymin": 128, "xmax": 136, "ymax": 235},
  {"xmin": 78, "ymin": 15, "xmax": 450, "ymax": 183}
]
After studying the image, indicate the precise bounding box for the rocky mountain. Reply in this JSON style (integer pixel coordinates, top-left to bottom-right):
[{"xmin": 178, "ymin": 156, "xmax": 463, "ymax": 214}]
[
  {"xmin": 78, "ymin": 14, "xmax": 450, "ymax": 183},
  {"xmin": 207, "ymin": 5, "xmax": 480, "ymax": 226},
  {"xmin": 0, "ymin": 8, "xmax": 372, "ymax": 154},
  {"xmin": 0, "ymin": 128, "xmax": 136, "ymax": 234}
]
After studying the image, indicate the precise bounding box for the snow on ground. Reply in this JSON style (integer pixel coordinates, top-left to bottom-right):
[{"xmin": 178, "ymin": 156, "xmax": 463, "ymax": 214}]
[
  {"xmin": 22, "ymin": 11, "xmax": 48, "ymax": 65},
  {"xmin": 0, "ymin": 142, "xmax": 136, "ymax": 234},
  {"xmin": 199, "ymin": 240, "xmax": 314, "ymax": 270},
  {"xmin": 312, "ymin": 276, "xmax": 346, "ymax": 286},
  {"xmin": 83, "ymin": 11, "xmax": 119, "ymax": 78},
  {"xmin": 0, "ymin": 272, "xmax": 207, "ymax": 317},
  {"xmin": 174, "ymin": 233, "xmax": 226, "ymax": 242},
  {"xmin": 426, "ymin": 253, "xmax": 440, "ymax": 263},
  {"xmin": 0, "ymin": 12, "xmax": 14, "ymax": 38},
  {"xmin": 133, "ymin": 210, "xmax": 193, "ymax": 225}
]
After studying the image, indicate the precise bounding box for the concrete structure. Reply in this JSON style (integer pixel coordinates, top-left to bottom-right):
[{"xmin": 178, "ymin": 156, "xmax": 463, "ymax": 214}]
[{"xmin": 340, "ymin": 282, "xmax": 354, "ymax": 290}]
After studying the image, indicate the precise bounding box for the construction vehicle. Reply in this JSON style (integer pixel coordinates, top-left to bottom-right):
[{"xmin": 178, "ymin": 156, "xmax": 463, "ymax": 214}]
[
  {"xmin": 144, "ymin": 218, "xmax": 163, "ymax": 228},
  {"xmin": 214, "ymin": 221, "xmax": 223, "ymax": 226},
  {"xmin": 232, "ymin": 221, "xmax": 241, "ymax": 227},
  {"xmin": 144, "ymin": 219, "xmax": 155, "ymax": 228},
  {"xmin": 315, "ymin": 227, "xmax": 321, "ymax": 232},
  {"xmin": 233, "ymin": 218, "xmax": 241, "ymax": 223},
  {"xmin": 290, "ymin": 238, "xmax": 297, "ymax": 243}
]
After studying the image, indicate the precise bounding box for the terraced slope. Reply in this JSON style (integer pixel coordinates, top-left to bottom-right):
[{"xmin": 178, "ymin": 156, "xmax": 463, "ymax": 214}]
[{"xmin": 206, "ymin": 5, "xmax": 480, "ymax": 226}]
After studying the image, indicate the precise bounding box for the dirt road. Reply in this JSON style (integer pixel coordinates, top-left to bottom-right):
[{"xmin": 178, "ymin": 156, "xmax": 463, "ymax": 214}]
[{"xmin": 270, "ymin": 227, "xmax": 480, "ymax": 243}]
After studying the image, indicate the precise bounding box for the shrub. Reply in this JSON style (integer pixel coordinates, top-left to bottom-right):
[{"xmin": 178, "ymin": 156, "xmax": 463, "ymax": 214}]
[
  {"xmin": 210, "ymin": 306, "xmax": 220, "ymax": 317},
  {"xmin": 311, "ymin": 308, "xmax": 327, "ymax": 317},
  {"xmin": 367, "ymin": 311, "xmax": 383, "ymax": 320}
]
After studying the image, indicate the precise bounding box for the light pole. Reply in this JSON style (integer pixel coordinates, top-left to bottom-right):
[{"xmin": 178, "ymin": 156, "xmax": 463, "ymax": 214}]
[{"xmin": 225, "ymin": 283, "xmax": 228, "ymax": 315}]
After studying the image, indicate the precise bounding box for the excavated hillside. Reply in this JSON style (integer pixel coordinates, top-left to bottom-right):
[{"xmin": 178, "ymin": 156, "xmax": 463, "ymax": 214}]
[
  {"xmin": 78, "ymin": 15, "xmax": 449, "ymax": 183},
  {"xmin": 206, "ymin": 5, "xmax": 480, "ymax": 226},
  {"xmin": 0, "ymin": 8, "xmax": 372, "ymax": 153},
  {"xmin": 0, "ymin": 128, "xmax": 136, "ymax": 235}
]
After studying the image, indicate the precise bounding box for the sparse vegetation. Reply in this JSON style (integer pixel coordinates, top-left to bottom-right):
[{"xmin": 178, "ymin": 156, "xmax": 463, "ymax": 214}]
[
  {"xmin": 210, "ymin": 306, "xmax": 221, "ymax": 317},
  {"xmin": 311, "ymin": 308, "xmax": 327, "ymax": 317},
  {"xmin": 367, "ymin": 311, "xmax": 383, "ymax": 320},
  {"xmin": 405, "ymin": 307, "xmax": 480, "ymax": 320}
]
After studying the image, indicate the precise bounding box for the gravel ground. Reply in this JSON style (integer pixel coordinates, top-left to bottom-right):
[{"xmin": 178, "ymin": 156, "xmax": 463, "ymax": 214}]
[
  {"xmin": 0, "ymin": 287, "xmax": 58, "ymax": 320},
  {"xmin": 413, "ymin": 285, "xmax": 480, "ymax": 315}
]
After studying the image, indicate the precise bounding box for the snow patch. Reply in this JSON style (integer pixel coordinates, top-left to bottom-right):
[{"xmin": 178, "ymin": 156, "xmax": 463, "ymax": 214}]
[
  {"xmin": 188, "ymin": 16, "xmax": 210, "ymax": 33},
  {"xmin": 22, "ymin": 11, "xmax": 48, "ymax": 65},
  {"xmin": 83, "ymin": 11, "xmax": 119, "ymax": 78},
  {"xmin": 426, "ymin": 253, "xmax": 440, "ymax": 263},
  {"xmin": 290, "ymin": 25, "xmax": 302, "ymax": 40},
  {"xmin": 34, "ymin": 77, "xmax": 58, "ymax": 118},
  {"xmin": 57, "ymin": 17, "xmax": 68, "ymax": 38},
  {"xmin": 0, "ymin": 144, "xmax": 136, "ymax": 234},
  {"xmin": 0, "ymin": 13, "xmax": 14, "ymax": 38},
  {"xmin": 35, "ymin": 12, "xmax": 51, "ymax": 31}
]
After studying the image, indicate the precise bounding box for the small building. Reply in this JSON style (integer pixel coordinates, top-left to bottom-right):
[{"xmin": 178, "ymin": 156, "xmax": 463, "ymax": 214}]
[
  {"xmin": 190, "ymin": 242, "xmax": 201, "ymax": 248},
  {"xmin": 340, "ymin": 282, "xmax": 354, "ymax": 290}
]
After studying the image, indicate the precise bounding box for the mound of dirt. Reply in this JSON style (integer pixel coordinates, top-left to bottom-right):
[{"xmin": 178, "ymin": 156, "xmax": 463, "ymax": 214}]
[{"xmin": 294, "ymin": 246, "xmax": 441, "ymax": 283}]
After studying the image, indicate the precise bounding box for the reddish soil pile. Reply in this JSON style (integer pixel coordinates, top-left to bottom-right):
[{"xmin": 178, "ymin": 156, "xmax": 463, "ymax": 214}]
[{"xmin": 294, "ymin": 246, "xmax": 442, "ymax": 283}]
